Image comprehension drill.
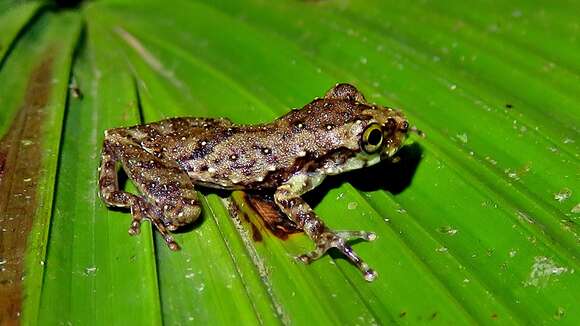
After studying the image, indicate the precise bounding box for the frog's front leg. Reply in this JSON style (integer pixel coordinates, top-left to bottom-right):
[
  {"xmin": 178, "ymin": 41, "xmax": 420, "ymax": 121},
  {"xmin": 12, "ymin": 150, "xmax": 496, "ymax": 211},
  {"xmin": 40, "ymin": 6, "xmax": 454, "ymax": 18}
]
[
  {"xmin": 98, "ymin": 129, "xmax": 201, "ymax": 250},
  {"xmin": 273, "ymin": 174, "xmax": 378, "ymax": 281}
]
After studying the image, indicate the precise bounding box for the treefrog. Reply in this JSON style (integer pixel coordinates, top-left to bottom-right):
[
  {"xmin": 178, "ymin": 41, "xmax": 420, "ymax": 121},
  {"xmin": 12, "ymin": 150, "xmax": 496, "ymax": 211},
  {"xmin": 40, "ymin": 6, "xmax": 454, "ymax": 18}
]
[{"xmin": 98, "ymin": 84, "xmax": 411, "ymax": 281}]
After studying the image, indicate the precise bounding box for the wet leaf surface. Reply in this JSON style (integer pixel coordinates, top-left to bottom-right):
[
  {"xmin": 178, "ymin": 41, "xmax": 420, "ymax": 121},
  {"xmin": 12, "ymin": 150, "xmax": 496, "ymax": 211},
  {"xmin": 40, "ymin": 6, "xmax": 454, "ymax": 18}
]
[{"xmin": 0, "ymin": 1, "xmax": 578, "ymax": 324}]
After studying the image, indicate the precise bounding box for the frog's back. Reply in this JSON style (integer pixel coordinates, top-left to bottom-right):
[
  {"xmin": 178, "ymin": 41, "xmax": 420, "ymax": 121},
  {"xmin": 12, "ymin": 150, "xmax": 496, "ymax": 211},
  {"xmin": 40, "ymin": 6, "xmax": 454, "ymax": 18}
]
[
  {"xmin": 123, "ymin": 117, "xmax": 234, "ymax": 141},
  {"xmin": 115, "ymin": 116, "xmax": 231, "ymax": 152},
  {"xmin": 171, "ymin": 98, "xmax": 371, "ymax": 190}
]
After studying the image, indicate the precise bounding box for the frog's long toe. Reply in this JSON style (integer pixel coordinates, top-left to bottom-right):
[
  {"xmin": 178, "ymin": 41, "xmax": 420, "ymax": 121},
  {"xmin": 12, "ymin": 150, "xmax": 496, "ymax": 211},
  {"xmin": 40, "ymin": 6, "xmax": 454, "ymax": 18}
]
[
  {"xmin": 149, "ymin": 217, "xmax": 181, "ymax": 251},
  {"xmin": 132, "ymin": 201, "xmax": 181, "ymax": 251},
  {"xmin": 150, "ymin": 219, "xmax": 180, "ymax": 251},
  {"xmin": 297, "ymin": 229, "xmax": 378, "ymax": 282},
  {"xmin": 335, "ymin": 230, "xmax": 377, "ymax": 241},
  {"xmin": 162, "ymin": 235, "xmax": 180, "ymax": 251}
]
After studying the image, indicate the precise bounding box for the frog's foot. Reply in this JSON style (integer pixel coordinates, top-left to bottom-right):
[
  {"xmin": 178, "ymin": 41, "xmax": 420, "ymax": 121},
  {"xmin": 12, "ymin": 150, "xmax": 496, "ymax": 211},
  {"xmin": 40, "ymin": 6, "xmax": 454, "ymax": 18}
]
[
  {"xmin": 297, "ymin": 229, "xmax": 377, "ymax": 282},
  {"xmin": 127, "ymin": 199, "xmax": 180, "ymax": 251},
  {"xmin": 148, "ymin": 215, "xmax": 181, "ymax": 251}
]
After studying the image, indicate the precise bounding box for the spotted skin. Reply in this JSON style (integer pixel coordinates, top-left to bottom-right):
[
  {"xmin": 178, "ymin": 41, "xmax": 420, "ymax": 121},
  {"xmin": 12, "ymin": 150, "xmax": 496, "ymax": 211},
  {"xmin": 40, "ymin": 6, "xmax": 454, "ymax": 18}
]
[{"xmin": 98, "ymin": 83, "xmax": 410, "ymax": 280}]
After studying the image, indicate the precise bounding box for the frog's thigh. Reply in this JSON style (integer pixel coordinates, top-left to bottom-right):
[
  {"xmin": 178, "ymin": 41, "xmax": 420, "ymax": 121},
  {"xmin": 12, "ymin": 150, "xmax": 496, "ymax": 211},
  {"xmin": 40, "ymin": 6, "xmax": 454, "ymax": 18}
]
[{"xmin": 100, "ymin": 137, "xmax": 201, "ymax": 229}]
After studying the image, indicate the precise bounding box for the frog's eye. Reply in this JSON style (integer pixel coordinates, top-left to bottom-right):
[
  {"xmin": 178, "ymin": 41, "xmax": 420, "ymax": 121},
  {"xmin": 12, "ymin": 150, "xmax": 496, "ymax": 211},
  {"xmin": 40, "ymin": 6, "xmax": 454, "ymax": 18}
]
[{"xmin": 361, "ymin": 123, "xmax": 383, "ymax": 153}]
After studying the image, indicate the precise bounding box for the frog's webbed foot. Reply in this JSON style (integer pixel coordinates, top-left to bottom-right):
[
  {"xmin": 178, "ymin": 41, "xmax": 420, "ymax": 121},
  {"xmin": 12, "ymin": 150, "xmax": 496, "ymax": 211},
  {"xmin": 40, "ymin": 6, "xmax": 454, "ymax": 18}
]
[
  {"xmin": 297, "ymin": 229, "xmax": 377, "ymax": 281},
  {"xmin": 127, "ymin": 198, "xmax": 180, "ymax": 251}
]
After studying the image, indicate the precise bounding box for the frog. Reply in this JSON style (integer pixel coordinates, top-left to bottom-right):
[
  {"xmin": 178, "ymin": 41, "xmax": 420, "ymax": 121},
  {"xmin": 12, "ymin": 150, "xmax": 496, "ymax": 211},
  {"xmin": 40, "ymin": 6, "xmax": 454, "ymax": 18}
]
[{"xmin": 98, "ymin": 83, "xmax": 412, "ymax": 281}]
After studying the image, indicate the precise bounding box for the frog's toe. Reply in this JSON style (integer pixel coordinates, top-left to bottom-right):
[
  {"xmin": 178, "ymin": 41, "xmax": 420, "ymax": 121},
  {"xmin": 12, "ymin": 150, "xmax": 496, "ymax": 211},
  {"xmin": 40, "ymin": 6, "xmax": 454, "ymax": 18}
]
[
  {"xmin": 128, "ymin": 220, "xmax": 141, "ymax": 235},
  {"xmin": 297, "ymin": 229, "xmax": 377, "ymax": 281},
  {"xmin": 127, "ymin": 200, "xmax": 182, "ymax": 251},
  {"xmin": 165, "ymin": 236, "xmax": 180, "ymax": 251},
  {"xmin": 128, "ymin": 202, "xmax": 147, "ymax": 236},
  {"xmin": 152, "ymin": 219, "xmax": 181, "ymax": 251},
  {"xmin": 335, "ymin": 230, "xmax": 377, "ymax": 241}
]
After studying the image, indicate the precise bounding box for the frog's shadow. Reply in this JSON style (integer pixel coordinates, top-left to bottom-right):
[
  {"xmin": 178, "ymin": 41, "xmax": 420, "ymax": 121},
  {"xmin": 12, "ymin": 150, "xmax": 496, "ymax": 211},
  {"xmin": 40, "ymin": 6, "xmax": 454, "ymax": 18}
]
[{"xmin": 303, "ymin": 142, "xmax": 424, "ymax": 207}]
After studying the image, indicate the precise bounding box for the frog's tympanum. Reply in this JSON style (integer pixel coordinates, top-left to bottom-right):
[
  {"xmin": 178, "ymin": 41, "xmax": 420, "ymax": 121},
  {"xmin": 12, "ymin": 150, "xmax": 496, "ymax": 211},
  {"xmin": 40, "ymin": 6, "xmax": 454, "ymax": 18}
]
[{"xmin": 98, "ymin": 84, "xmax": 410, "ymax": 281}]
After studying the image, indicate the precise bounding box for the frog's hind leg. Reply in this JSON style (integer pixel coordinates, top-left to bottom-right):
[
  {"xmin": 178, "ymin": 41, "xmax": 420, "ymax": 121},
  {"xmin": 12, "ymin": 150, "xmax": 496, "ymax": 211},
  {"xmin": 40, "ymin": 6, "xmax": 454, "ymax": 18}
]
[
  {"xmin": 274, "ymin": 182, "xmax": 378, "ymax": 281},
  {"xmin": 99, "ymin": 138, "xmax": 180, "ymax": 250},
  {"xmin": 98, "ymin": 131, "xmax": 200, "ymax": 250}
]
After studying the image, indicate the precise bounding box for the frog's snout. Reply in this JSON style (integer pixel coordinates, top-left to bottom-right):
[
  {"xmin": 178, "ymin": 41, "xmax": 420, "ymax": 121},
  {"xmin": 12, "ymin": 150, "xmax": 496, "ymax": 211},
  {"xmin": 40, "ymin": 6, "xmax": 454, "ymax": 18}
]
[{"xmin": 379, "ymin": 116, "xmax": 410, "ymax": 159}]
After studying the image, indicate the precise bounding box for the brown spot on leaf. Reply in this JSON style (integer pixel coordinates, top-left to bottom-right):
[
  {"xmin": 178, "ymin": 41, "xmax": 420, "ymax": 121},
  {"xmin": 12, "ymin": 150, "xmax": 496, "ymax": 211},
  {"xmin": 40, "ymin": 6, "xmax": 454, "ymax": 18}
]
[
  {"xmin": 0, "ymin": 54, "xmax": 54, "ymax": 323},
  {"xmin": 243, "ymin": 193, "xmax": 300, "ymax": 240},
  {"xmin": 0, "ymin": 152, "xmax": 6, "ymax": 180},
  {"xmin": 240, "ymin": 211, "xmax": 250, "ymax": 223},
  {"xmin": 250, "ymin": 223, "xmax": 262, "ymax": 242}
]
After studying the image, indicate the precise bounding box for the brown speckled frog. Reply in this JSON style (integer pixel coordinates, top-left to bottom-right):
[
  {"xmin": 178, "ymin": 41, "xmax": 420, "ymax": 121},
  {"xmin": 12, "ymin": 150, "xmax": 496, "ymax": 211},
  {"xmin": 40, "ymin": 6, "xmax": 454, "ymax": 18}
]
[{"xmin": 98, "ymin": 84, "xmax": 411, "ymax": 281}]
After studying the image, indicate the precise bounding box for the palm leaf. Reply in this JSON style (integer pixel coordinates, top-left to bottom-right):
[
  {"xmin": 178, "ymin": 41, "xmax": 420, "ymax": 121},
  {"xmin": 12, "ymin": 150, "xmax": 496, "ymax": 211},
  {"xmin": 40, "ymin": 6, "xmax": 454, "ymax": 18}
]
[{"xmin": 0, "ymin": 0, "xmax": 577, "ymax": 324}]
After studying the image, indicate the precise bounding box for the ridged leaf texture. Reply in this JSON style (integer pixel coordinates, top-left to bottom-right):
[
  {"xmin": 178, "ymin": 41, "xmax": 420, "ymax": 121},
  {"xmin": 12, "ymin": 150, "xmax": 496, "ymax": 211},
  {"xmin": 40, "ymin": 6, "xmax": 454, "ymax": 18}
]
[{"xmin": 0, "ymin": 0, "xmax": 578, "ymax": 325}]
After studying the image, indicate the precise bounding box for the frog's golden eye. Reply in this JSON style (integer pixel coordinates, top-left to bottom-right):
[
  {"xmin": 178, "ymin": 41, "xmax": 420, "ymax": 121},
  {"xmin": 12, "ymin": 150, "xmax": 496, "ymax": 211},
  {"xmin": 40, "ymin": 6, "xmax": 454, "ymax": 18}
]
[{"xmin": 361, "ymin": 123, "xmax": 383, "ymax": 153}]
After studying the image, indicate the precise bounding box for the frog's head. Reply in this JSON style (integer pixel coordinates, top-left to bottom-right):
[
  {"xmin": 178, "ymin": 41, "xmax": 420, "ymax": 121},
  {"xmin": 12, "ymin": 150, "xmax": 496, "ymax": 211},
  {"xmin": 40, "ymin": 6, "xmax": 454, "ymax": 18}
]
[
  {"xmin": 358, "ymin": 106, "xmax": 409, "ymax": 162},
  {"xmin": 323, "ymin": 83, "xmax": 412, "ymax": 167}
]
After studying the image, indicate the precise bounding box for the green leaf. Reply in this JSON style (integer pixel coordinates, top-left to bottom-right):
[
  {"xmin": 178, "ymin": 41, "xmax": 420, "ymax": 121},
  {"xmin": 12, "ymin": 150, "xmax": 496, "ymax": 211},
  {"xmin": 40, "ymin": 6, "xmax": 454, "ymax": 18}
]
[
  {"xmin": 0, "ymin": 0, "xmax": 578, "ymax": 325},
  {"xmin": 0, "ymin": 1, "xmax": 44, "ymax": 64},
  {"xmin": 38, "ymin": 13, "xmax": 162, "ymax": 325},
  {"xmin": 0, "ymin": 9, "xmax": 82, "ymax": 326}
]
